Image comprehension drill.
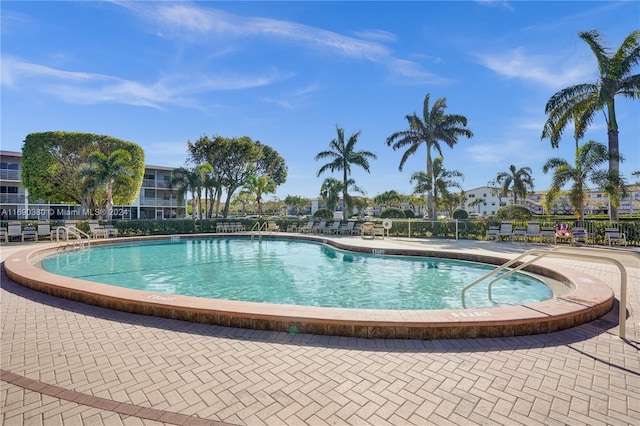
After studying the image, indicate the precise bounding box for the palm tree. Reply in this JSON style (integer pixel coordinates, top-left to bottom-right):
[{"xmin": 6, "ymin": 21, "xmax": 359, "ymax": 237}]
[
  {"xmin": 495, "ymin": 165, "xmax": 535, "ymax": 205},
  {"xmin": 430, "ymin": 157, "xmax": 464, "ymax": 217},
  {"xmin": 315, "ymin": 126, "xmax": 377, "ymax": 218},
  {"xmin": 170, "ymin": 163, "xmax": 212, "ymax": 220},
  {"xmin": 542, "ymin": 30, "xmax": 640, "ymax": 221},
  {"xmin": 80, "ymin": 149, "xmax": 135, "ymax": 219},
  {"xmin": 386, "ymin": 93, "xmax": 473, "ymax": 220},
  {"xmin": 374, "ymin": 190, "xmax": 403, "ymax": 209},
  {"xmin": 542, "ymin": 140, "xmax": 613, "ymax": 222},
  {"xmin": 469, "ymin": 197, "xmax": 485, "ymax": 214},
  {"xmin": 243, "ymin": 175, "xmax": 276, "ymax": 218}
]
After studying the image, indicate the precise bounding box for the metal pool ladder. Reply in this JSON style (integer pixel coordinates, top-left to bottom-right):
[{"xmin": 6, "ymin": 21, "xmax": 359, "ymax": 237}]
[
  {"xmin": 251, "ymin": 221, "xmax": 267, "ymax": 241},
  {"xmin": 55, "ymin": 225, "xmax": 91, "ymax": 250},
  {"xmin": 460, "ymin": 246, "xmax": 629, "ymax": 339}
]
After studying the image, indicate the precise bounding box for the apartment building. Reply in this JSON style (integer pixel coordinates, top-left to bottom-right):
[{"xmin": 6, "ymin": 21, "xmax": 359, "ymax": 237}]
[{"xmin": 0, "ymin": 150, "xmax": 187, "ymax": 220}]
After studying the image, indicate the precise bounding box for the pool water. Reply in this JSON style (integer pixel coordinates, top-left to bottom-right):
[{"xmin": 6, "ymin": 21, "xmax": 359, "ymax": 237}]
[{"xmin": 41, "ymin": 238, "xmax": 553, "ymax": 310}]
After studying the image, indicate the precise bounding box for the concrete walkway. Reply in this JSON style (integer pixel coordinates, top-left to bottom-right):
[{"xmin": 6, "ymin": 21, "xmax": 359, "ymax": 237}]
[{"xmin": 1, "ymin": 238, "xmax": 638, "ymax": 425}]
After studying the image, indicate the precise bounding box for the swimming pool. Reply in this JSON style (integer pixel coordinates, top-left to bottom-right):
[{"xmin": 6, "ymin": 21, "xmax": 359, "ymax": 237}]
[
  {"xmin": 6, "ymin": 234, "xmax": 614, "ymax": 339},
  {"xmin": 41, "ymin": 238, "xmax": 552, "ymax": 310}
]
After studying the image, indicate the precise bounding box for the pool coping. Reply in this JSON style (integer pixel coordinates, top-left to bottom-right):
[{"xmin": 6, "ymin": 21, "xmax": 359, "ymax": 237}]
[{"xmin": 3, "ymin": 234, "xmax": 614, "ymax": 339}]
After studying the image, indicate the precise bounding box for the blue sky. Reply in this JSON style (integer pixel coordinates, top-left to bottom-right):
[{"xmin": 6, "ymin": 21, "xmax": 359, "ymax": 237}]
[{"xmin": 2, "ymin": 0, "xmax": 639, "ymax": 201}]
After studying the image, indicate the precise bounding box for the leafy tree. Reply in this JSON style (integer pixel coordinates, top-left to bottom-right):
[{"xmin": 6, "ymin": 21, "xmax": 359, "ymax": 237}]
[
  {"xmin": 374, "ymin": 190, "xmax": 403, "ymax": 209},
  {"xmin": 452, "ymin": 209, "xmax": 469, "ymax": 220},
  {"xmin": 243, "ymin": 175, "xmax": 276, "ymax": 218},
  {"xmin": 543, "ymin": 140, "xmax": 621, "ymax": 222},
  {"xmin": 386, "ymin": 93, "xmax": 473, "ymax": 219},
  {"xmin": 495, "ymin": 165, "xmax": 535, "ymax": 205},
  {"xmin": 21, "ymin": 131, "xmax": 144, "ymax": 215},
  {"xmin": 284, "ymin": 195, "xmax": 310, "ymax": 216},
  {"xmin": 542, "ymin": 30, "xmax": 640, "ymax": 221},
  {"xmin": 320, "ymin": 177, "xmax": 342, "ymax": 211},
  {"xmin": 79, "ymin": 149, "xmax": 136, "ymax": 219},
  {"xmin": 315, "ymin": 125, "xmax": 377, "ymax": 218},
  {"xmin": 313, "ymin": 208, "xmax": 334, "ymax": 220},
  {"xmin": 187, "ymin": 135, "xmax": 287, "ymax": 217},
  {"xmin": 170, "ymin": 163, "xmax": 213, "ymax": 221}
]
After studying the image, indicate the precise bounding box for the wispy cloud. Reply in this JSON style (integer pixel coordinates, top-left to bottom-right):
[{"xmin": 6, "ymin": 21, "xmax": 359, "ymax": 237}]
[
  {"xmin": 474, "ymin": 0, "xmax": 514, "ymax": 12},
  {"xmin": 475, "ymin": 47, "xmax": 594, "ymax": 89},
  {"xmin": 115, "ymin": 1, "xmax": 440, "ymax": 84},
  {"xmin": 1, "ymin": 56, "xmax": 285, "ymax": 109}
]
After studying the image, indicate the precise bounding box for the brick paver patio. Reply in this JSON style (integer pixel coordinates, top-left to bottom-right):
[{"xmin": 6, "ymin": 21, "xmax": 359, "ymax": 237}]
[{"xmin": 1, "ymin": 239, "xmax": 638, "ymax": 425}]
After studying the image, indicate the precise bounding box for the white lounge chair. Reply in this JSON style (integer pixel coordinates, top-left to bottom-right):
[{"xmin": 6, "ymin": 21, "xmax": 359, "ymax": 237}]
[
  {"xmin": 525, "ymin": 222, "xmax": 540, "ymax": 243},
  {"xmin": 300, "ymin": 220, "xmax": 315, "ymax": 233},
  {"xmin": 37, "ymin": 223, "xmax": 52, "ymax": 241},
  {"xmin": 571, "ymin": 227, "xmax": 589, "ymax": 245},
  {"xmin": 539, "ymin": 227, "xmax": 557, "ymax": 244},
  {"xmin": 338, "ymin": 221, "xmax": 354, "ymax": 235},
  {"xmin": 7, "ymin": 222, "xmax": 22, "ymax": 242},
  {"xmin": 267, "ymin": 221, "xmax": 280, "ymax": 232},
  {"xmin": 486, "ymin": 225, "xmax": 500, "ymax": 241},
  {"xmin": 0, "ymin": 227, "xmax": 8, "ymax": 243},
  {"xmin": 512, "ymin": 226, "xmax": 527, "ymax": 243},
  {"xmin": 497, "ymin": 222, "xmax": 513, "ymax": 242},
  {"xmin": 605, "ymin": 228, "xmax": 627, "ymax": 247},
  {"xmin": 22, "ymin": 226, "xmax": 38, "ymax": 242},
  {"xmin": 324, "ymin": 222, "xmax": 341, "ymax": 234}
]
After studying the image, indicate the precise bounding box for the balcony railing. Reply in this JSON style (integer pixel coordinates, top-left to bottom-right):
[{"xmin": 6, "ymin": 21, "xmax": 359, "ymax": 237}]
[
  {"xmin": 0, "ymin": 194, "xmax": 26, "ymax": 203},
  {"xmin": 0, "ymin": 170, "xmax": 21, "ymax": 180},
  {"xmin": 140, "ymin": 198, "xmax": 181, "ymax": 207}
]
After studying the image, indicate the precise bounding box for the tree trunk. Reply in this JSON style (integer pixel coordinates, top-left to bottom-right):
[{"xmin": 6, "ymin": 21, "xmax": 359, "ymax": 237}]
[{"xmin": 608, "ymin": 128, "xmax": 619, "ymax": 222}]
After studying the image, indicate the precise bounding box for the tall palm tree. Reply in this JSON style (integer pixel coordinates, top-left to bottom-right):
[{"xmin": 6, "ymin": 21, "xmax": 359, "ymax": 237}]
[
  {"xmin": 315, "ymin": 126, "xmax": 377, "ymax": 219},
  {"xmin": 243, "ymin": 175, "xmax": 276, "ymax": 218},
  {"xmin": 80, "ymin": 149, "xmax": 135, "ymax": 219},
  {"xmin": 374, "ymin": 190, "xmax": 403, "ymax": 209},
  {"xmin": 410, "ymin": 158, "xmax": 464, "ymax": 218},
  {"xmin": 542, "ymin": 29, "xmax": 640, "ymax": 221},
  {"xmin": 542, "ymin": 140, "xmax": 613, "ymax": 222},
  {"xmin": 319, "ymin": 177, "xmax": 342, "ymax": 211},
  {"xmin": 386, "ymin": 93, "xmax": 473, "ymax": 220},
  {"xmin": 495, "ymin": 165, "xmax": 535, "ymax": 205}
]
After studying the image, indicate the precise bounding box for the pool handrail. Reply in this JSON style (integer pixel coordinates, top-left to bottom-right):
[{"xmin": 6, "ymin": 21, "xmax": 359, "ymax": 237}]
[{"xmin": 461, "ymin": 246, "xmax": 629, "ymax": 339}]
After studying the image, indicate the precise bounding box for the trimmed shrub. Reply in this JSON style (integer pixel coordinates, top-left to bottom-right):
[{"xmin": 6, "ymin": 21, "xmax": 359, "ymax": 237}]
[
  {"xmin": 495, "ymin": 205, "xmax": 533, "ymax": 220},
  {"xmin": 403, "ymin": 209, "xmax": 416, "ymax": 218},
  {"xmin": 380, "ymin": 208, "xmax": 406, "ymax": 218},
  {"xmin": 313, "ymin": 208, "xmax": 334, "ymax": 220},
  {"xmin": 452, "ymin": 209, "xmax": 469, "ymax": 219}
]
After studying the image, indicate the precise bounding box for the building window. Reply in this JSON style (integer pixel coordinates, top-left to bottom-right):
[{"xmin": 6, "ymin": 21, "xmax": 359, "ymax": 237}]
[{"xmin": 0, "ymin": 186, "xmax": 18, "ymax": 193}]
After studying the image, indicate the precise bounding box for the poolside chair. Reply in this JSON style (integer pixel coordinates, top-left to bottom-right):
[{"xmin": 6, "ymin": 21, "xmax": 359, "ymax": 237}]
[
  {"xmin": 22, "ymin": 226, "xmax": 38, "ymax": 242},
  {"xmin": 267, "ymin": 221, "xmax": 280, "ymax": 232},
  {"xmin": 338, "ymin": 221, "xmax": 354, "ymax": 235},
  {"xmin": 486, "ymin": 225, "xmax": 500, "ymax": 241},
  {"xmin": 300, "ymin": 220, "xmax": 315, "ymax": 233},
  {"xmin": 525, "ymin": 222, "xmax": 540, "ymax": 243},
  {"xmin": 37, "ymin": 223, "xmax": 52, "ymax": 241},
  {"xmin": 605, "ymin": 228, "xmax": 627, "ymax": 247},
  {"xmin": 104, "ymin": 224, "xmax": 117, "ymax": 238},
  {"xmin": 324, "ymin": 221, "xmax": 341, "ymax": 234},
  {"xmin": 7, "ymin": 222, "xmax": 23, "ymax": 242},
  {"xmin": 0, "ymin": 227, "xmax": 8, "ymax": 243},
  {"xmin": 571, "ymin": 227, "xmax": 589, "ymax": 245},
  {"xmin": 512, "ymin": 226, "xmax": 527, "ymax": 243},
  {"xmin": 89, "ymin": 220, "xmax": 107, "ymax": 238},
  {"xmin": 360, "ymin": 222, "xmax": 375, "ymax": 239},
  {"xmin": 351, "ymin": 222, "xmax": 362, "ymax": 236},
  {"xmin": 539, "ymin": 227, "xmax": 557, "ymax": 244},
  {"xmin": 497, "ymin": 222, "xmax": 513, "ymax": 242},
  {"xmin": 312, "ymin": 220, "xmax": 327, "ymax": 234}
]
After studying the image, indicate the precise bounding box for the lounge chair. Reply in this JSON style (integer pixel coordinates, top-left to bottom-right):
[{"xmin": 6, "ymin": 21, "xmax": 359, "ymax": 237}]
[
  {"xmin": 104, "ymin": 224, "xmax": 117, "ymax": 238},
  {"xmin": 360, "ymin": 222, "xmax": 375, "ymax": 239},
  {"xmin": 22, "ymin": 226, "xmax": 38, "ymax": 242},
  {"xmin": 37, "ymin": 223, "xmax": 52, "ymax": 241},
  {"xmin": 571, "ymin": 227, "xmax": 589, "ymax": 245},
  {"xmin": 512, "ymin": 226, "xmax": 527, "ymax": 243},
  {"xmin": 539, "ymin": 226, "xmax": 557, "ymax": 244},
  {"xmin": 267, "ymin": 221, "xmax": 280, "ymax": 232},
  {"xmin": 324, "ymin": 222, "xmax": 341, "ymax": 234},
  {"xmin": 351, "ymin": 223, "xmax": 362, "ymax": 236},
  {"xmin": 7, "ymin": 222, "xmax": 22, "ymax": 242},
  {"xmin": 525, "ymin": 222, "xmax": 540, "ymax": 243},
  {"xmin": 0, "ymin": 227, "xmax": 8, "ymax": 243},
  {"xmin": 497, "ymin": 222, "xmax": 513, "ymax": 242},
  {"xmin": 311, "ymin": 221, "xmax": 327, "ymax": 234},
  {"xmin": 338, "ymin": 221, "xmax": 354, "ymax": 235},
  {"xmin": 605, "ymin": 228, "xmax": 627, "ymax": 247},
  {"xmin": 89, "ymin": 220, "xmax": 107, "ymax": 238},
  {"xmin": 486, "ymin": 225, "xmax": 500, "ymax": 241},
  {"xmin": 300, "ymin": 220, "xmax": 315, "ymax": 233}
]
